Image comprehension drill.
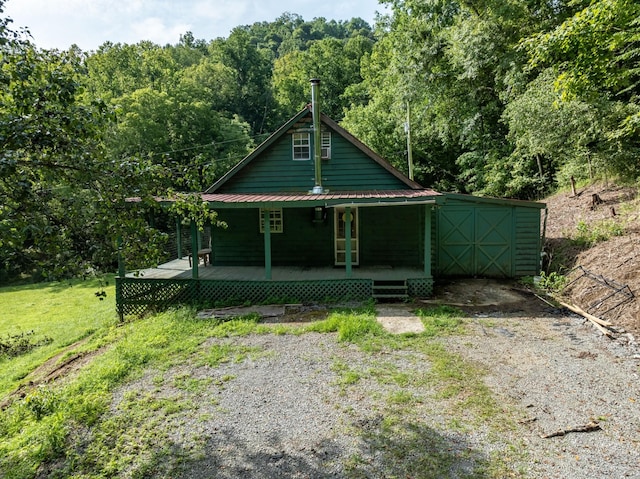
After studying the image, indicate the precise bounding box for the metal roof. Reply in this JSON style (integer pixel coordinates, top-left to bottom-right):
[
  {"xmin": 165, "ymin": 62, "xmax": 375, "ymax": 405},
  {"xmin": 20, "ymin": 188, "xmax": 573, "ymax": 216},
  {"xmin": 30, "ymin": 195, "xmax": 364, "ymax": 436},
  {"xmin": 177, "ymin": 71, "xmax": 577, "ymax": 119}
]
[{"xmin": 199, "ymin": 189, "xmax": 442, "ymax": 208}]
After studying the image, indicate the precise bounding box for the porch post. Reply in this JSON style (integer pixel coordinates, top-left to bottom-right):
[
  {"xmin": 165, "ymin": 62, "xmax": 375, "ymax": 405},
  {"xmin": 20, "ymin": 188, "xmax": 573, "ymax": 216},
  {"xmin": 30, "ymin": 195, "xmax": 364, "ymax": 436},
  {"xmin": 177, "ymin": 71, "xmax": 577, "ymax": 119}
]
[
  {"xmin": 345, "ymin": 206, "xmax": 352, "ymax": 278},
  {"xmin": 176, "ymin": 219, "xmax": 182, "ymax": 259},
  {"xmin": 190, "ymin": 220, "xmax": 199, "ymax": 279},
  {"xmin": 424, "ymin": 205, "xmax": 432, "ymax": 277},
  {"xmin": 263, "ymin": 208, "xmax": 272, "ymax": 280}
]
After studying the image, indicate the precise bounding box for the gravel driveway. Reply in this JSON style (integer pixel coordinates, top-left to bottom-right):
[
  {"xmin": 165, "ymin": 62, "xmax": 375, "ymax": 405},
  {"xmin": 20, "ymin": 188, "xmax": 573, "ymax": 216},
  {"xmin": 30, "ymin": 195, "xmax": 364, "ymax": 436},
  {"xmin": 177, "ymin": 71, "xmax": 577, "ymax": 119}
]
[{"xmin": 116, "ymin": 281, "xmax": 640, "ymax": 478}]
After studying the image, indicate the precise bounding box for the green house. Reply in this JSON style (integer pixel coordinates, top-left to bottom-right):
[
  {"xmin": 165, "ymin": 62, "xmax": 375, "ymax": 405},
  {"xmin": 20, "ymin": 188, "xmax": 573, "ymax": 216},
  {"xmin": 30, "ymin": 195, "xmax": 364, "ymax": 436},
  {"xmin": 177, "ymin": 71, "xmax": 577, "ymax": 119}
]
[{"xmin": 116, "ymin": 80, "xmax": 545, "ymax": 317}]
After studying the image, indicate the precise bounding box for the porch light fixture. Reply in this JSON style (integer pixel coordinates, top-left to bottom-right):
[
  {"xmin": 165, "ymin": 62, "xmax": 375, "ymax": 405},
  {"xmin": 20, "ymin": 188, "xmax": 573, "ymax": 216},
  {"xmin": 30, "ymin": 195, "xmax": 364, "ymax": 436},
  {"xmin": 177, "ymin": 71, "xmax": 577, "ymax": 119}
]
[{"xmin": 313, "ymin": 206, "xmax": 326, "ymax": 223}]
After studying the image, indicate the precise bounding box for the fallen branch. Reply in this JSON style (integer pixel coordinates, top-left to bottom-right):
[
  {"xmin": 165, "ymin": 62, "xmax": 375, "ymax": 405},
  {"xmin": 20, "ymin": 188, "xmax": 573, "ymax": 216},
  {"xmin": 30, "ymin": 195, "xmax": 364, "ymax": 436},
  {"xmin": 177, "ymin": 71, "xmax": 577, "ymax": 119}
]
[
  {"xmin": 519, "ymin": 416, "xmax": 537, "ymax": 425},
  {"xmin": 557, "ymin": 300, "xmax": 614, "ymax": 337},
  {"xmin": 541, "ymin": 422, "xmax": 601, "ymax": 439},
  {"xmin": 533, "ymin": 293, "xmax": 557, "ymax": 309}
]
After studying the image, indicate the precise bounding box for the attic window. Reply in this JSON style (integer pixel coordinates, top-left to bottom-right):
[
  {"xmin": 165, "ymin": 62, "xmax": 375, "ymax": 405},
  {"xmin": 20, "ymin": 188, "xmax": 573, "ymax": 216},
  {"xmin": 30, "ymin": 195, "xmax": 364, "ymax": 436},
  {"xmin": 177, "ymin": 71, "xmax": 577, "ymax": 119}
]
[
  {"xmin": 259, "ymin": 208, "xmax": 283, "ymax": 233},
  {"xmin": 321, "ymin": 131, "xmax": 331, "ymax": 159},
  {"xmin": 292, "ymin": 132, "xmax": 310, "ymax": 160}
]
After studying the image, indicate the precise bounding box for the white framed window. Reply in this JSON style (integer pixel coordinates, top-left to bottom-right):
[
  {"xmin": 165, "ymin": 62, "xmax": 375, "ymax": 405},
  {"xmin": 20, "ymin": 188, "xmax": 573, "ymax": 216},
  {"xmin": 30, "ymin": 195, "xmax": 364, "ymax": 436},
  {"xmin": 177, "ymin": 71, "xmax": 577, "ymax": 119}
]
[
  {"xmin": 321, "ymin": 131, "xmax": 331, "ymax": 159},
  {"xmin": 259, "ymin": 208, "xmax": 284, "ymax": 233},
  {"xmin": 292, "ymin": 132, "xmax": 310, "ymax": 160}
]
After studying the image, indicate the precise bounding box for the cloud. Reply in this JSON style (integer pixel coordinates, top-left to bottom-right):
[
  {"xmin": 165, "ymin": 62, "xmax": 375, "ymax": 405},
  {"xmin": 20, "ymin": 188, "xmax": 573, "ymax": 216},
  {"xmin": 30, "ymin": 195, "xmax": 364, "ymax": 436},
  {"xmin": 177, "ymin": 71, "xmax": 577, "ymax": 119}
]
[
  {"xmin": 192, "ymin": 0, "xmax": 248, "ymax": 22},
  {"xmin": 4, "ymin": 0, "xmax": 385, "ymax": 50},
  {"xmin": 130, "ymin": 17, "xmax": 192, "ymax": 45}
]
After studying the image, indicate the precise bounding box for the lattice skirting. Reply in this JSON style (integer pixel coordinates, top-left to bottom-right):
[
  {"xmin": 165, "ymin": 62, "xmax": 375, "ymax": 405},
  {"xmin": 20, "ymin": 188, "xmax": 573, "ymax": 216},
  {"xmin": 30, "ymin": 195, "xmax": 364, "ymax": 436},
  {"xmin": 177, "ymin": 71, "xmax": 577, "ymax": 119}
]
[
  {"xmin": 407, "ymin": 277, "xmax": 434, "ymax": 297},
  {"xmin": 117, "ymin": 277, "xmax": 374, "ymax": 318}
]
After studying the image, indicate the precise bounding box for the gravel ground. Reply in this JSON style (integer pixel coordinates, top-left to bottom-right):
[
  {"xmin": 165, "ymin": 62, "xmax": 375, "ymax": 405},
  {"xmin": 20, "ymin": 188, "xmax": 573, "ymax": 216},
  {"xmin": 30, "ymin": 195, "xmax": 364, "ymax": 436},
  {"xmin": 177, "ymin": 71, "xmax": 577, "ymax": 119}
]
[
  {"xmin": 444, "ymin": 309, "xmax": 640, "ymax": 478},
  {"xmin": 114, "ymin": 283, "xmax": 640, "ymax": 478}
]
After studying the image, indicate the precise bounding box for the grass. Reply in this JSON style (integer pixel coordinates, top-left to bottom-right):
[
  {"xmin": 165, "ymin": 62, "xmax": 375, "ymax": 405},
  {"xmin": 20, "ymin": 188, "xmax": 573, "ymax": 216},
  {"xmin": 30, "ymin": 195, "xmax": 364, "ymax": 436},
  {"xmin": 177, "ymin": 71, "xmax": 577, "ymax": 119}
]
[
  {"xmin": 0, "ymin": 275, "xmax": 117, "ymax": 397},
  {"xmin": 416, "ymin": 305, "xmax": 466, "ymax": 337},
  {"xmin": 304, "ymin": 301, "xmax": 383, "ymax": 342},
  {"xmin": 571, "ymin": 218, "xmax": 625, "ymax": 247},
  {"xmin": 0, "ymin": 281, "xmax": 523, "ymax": 479},
  {"xmin": 0, "ymin": 306, "xmax": 249, "ymax": 478}
]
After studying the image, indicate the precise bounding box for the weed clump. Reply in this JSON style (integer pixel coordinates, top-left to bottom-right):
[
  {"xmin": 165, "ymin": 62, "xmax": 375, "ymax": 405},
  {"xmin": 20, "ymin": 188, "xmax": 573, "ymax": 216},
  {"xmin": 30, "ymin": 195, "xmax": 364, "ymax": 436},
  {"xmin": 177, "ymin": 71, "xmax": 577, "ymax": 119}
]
[
  {"xmin": 0, "ymin": 331, "xmax": 53, "ymax": 359},
  {"xmin": 571, "ymin": 219, "xmax": 624, "ymax": 248}
]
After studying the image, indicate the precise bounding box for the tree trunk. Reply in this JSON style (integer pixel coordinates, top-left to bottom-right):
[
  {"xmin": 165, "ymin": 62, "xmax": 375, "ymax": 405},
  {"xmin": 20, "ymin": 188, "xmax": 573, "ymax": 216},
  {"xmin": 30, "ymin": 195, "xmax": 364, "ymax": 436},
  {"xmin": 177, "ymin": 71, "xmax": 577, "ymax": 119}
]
[{"xmin": 536, "ymin": 154, "xmax": 544, "ymax": 179}]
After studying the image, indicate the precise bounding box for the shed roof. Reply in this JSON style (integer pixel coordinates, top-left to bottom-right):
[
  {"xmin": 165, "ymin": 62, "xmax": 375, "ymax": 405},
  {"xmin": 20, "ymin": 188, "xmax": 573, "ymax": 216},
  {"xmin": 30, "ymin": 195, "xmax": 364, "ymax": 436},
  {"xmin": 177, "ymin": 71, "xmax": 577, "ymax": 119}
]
[{"xmin": 442, "ymin": 193, "xmax": 546, "ymax": 209}]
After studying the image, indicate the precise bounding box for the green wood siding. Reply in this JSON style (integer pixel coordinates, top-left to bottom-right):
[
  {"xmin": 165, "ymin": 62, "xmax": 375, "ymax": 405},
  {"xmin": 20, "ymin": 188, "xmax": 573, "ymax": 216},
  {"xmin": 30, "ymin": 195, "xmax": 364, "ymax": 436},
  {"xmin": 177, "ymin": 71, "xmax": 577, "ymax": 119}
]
[
  {"xmin": 475, "ymin": 207, "xmax": 513, "ymax": 277},
  {"xmin": 271, "ymin": 208, "xmax": 333, "ymax": 265},
  {"xmin": 212, "ymin": 209, "xmax": 264, "ymax": 265},
  {"xmin": 321, "ymin": 134, "xmax": 409, "ymax": 190},
  {"xmin": 359, "ymin": 206, "xmax": 421, "ymax": 267},
  {"xmin": 514, "ymin": 208, "xmax": 542, "ymax": 276},
  {"xmin": 212, "ymin": 208, "xmax": 333, "ymax": 266},
  {"xmin": 437, "ymin": 206, "xmax": 475, "ymax": 276},
  {"xmin": 218, "ymin": 129, "xmax": 409, "ymax": 193},
  {"xmin": 436, "ymin": 197, "xmax": 543, "ymax": 278},
  {"xmin": 437, "ymin": 205, "xmax": 515, "ymax": 277}
]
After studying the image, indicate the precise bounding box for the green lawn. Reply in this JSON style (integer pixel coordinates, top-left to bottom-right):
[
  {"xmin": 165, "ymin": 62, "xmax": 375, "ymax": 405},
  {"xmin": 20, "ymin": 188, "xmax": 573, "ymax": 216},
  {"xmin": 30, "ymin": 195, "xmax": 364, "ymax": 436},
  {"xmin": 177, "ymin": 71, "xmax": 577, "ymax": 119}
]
[{"xmin": 0, "ymin": 276, "xmax": 117, "ymax": 397}]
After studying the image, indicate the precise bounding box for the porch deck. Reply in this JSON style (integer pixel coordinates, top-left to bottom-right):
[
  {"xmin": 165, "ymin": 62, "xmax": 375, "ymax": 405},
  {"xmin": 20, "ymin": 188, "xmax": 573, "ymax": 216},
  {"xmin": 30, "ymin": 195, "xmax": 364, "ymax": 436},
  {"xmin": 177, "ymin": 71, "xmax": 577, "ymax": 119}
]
[{"xmin": 128, "ymin": 258, "xmax": 427, "ymax": 282}]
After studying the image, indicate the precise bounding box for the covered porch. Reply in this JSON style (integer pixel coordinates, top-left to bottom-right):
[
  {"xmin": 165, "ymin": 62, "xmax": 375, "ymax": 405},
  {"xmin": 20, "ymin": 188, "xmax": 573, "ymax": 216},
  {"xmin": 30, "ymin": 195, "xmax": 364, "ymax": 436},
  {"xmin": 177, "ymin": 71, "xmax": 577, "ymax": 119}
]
[
  {"xmin": 117, "ymin": 191, "xmax": 440, "ymax": 318},
  {"xmin": 117, "ymin": 260, "xmax": 434, "ymax": 319},
  {"xmin": 128, "ymin": 258, "xmax": 427, "ymax": 282}
]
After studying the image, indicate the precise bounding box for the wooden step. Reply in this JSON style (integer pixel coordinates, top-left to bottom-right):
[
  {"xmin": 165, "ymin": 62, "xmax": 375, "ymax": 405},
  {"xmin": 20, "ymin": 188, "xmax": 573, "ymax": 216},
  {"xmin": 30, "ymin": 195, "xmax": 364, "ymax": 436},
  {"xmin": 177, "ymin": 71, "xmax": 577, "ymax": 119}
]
[{"xmin": 373, "ymin": 280, "xmax": 408, "ymax": 300}]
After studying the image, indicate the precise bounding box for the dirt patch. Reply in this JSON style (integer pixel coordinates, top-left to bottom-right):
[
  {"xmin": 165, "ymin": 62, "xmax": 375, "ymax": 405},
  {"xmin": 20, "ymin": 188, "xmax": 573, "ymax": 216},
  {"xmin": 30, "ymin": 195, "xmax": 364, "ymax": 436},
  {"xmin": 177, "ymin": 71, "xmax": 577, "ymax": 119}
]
[
  {"xmin": 544, "ymin": 183, "xmax": 640, "ymax": 336},
  {"xmin": 197, "ymin": 304, "xmax": 334, "ymax": 326},
  {"xmin": 428, "ymin": 278, "xmax": 640, "ymax": 355},
  {"xmin": 0, "ymin": 338, "xmax": 101, "ymax": 410},
  {"xmin": 423, "ymin": 278, "xmax": 528, "ymax": 307},
  {"xmin": 375, "ymin": 303, "xmax": 425, "ymax": 334},
  {"xmin": 197, "ymin": 304, "xmax": 290, "ymax": 320}
]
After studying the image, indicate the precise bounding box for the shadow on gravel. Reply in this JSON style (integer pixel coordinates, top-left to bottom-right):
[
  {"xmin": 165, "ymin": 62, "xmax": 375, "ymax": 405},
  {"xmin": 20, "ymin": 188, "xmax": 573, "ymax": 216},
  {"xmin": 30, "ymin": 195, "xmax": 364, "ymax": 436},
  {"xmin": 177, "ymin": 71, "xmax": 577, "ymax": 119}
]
[
  {"xmin": 170, "ymin": 416, "xmax": 492, "ymax": 479},
  {"xmin": 347, "ymin": 415, "xmax": 492, "ymax": 478}
]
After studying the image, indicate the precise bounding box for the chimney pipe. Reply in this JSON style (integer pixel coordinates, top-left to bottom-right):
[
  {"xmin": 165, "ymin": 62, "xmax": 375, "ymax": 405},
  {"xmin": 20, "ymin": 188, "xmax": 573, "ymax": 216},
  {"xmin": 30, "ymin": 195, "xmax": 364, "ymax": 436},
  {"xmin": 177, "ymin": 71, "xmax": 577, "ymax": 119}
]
[{"xmin": 310, "ymin": 78, "xmax": 323, "ymax": 194}]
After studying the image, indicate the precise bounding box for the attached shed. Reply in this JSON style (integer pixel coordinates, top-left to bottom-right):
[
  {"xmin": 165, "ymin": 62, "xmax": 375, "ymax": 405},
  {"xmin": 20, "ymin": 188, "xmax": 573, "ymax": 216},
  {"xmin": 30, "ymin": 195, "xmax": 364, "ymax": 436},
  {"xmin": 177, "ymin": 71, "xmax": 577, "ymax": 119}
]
[{"xmin": 436, "ymin": 194, "xmax": 546, "ymax": 278}]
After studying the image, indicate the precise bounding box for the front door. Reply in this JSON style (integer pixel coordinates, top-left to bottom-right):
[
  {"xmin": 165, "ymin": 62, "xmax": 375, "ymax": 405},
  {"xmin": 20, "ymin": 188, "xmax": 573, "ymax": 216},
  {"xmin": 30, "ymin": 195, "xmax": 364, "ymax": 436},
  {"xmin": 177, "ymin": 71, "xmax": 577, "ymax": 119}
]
[{"xmin": 334, "ymin": 207, "xmax": 359, "ymax": 265}]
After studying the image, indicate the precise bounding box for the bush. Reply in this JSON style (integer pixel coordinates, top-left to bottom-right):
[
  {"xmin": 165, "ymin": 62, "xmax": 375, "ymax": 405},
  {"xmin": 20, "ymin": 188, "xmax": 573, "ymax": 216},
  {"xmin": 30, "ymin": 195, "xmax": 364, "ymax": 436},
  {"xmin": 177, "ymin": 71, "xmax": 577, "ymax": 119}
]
[
  {"xmin": 0, "ymin": 331, "xmax": 53, "ymax": 359},
  {"xmin": 537, "ymin": 271, "xmax": 567, "ymax": 292},
  {"xmin": 572, "ymin": 219, "xmax": 624, "ymax": 248}
]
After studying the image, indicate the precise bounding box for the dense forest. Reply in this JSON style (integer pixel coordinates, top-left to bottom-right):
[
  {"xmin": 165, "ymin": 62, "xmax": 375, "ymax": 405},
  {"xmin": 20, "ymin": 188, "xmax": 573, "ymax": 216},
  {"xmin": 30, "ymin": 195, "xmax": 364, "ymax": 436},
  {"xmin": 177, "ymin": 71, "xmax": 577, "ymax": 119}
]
[{"xmin": 1, "ymin": 0, "xmax": 638, "ymax": 281}]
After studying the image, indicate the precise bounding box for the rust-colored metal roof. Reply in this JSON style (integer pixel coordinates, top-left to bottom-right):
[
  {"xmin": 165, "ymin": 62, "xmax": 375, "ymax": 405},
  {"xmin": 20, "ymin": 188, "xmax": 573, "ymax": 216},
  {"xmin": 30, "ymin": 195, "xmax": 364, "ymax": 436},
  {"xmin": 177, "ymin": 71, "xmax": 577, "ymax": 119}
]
[
  {"xmin": 201, "ymin": 189, "xmax": 441, "ymax": 204},
  {"xmin": 127, "ymin": 189, "xmax": 442, "ymax": 206}
]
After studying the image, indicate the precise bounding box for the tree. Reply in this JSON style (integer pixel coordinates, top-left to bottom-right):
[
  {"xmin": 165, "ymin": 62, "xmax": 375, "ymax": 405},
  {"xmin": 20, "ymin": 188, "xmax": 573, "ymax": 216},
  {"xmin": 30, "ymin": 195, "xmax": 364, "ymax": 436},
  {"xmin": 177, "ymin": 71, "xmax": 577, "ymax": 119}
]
[
  {"xmin": 108, "ymin": 85, "xmax": 251, "ymax": 192},
  {"xmin": 0, "ymin": 3, "xmax": 228, "ymax": 281},
  {"xmin": 342, "ymin": 0, "xmax": 593, "ymax": 196},
  {"xmin": 272, "ymin": 36, "xmax": 373, "ymax": 120},
  {"xmin": 209, "ymin": 28, "xmax": 276, "ymax": 134},
  {"xmin": 0, "ymin": 22, "xmax": 114, "ymax": 279},
  {"xmin": 520, "ymin": 0, "xmax": 640, "ymax": 181}
]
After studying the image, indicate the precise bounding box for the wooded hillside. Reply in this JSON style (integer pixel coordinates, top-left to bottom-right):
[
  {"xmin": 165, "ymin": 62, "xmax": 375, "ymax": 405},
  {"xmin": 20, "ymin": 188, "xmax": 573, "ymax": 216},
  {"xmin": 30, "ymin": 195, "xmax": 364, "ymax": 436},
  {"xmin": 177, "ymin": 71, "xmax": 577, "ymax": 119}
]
[{"xmin": 1, "ymin": 0, "xmax": 638, "ymax": 281}]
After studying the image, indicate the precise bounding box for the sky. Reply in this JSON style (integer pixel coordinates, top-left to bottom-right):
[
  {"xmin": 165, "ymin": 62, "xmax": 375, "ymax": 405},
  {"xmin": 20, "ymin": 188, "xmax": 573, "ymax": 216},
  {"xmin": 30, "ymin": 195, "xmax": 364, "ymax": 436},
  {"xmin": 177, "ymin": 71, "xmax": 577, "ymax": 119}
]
[{"xmin": 4, "ymin": 0, "xmax": 388, "ymax": 51}]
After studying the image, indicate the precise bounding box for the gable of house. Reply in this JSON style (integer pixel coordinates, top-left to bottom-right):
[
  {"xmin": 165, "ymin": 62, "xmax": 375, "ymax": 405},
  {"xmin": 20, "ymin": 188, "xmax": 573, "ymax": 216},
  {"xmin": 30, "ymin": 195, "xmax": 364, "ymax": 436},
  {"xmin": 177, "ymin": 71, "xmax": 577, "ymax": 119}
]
[{"xmin": 208, "ymin": 107, "xmax": 418, "ymax": 194}]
